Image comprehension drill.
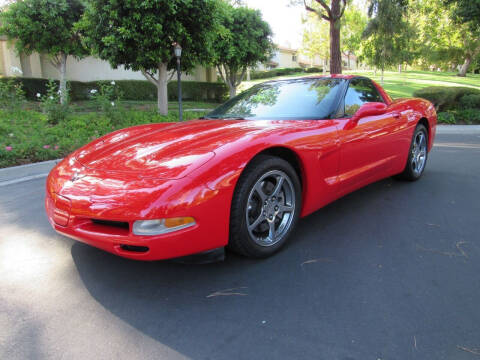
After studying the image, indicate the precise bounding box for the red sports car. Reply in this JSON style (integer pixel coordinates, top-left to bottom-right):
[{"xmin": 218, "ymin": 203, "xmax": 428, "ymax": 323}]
[{"xmin": 46, "ymin": 75, "xmax": 436, "ymax": 260}]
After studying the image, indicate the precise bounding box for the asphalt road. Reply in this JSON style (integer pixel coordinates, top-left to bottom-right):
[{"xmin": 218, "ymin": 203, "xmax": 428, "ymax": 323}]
[{"xmin": 1, "ymin": 132, "xmax": 480, "ymax": 360}]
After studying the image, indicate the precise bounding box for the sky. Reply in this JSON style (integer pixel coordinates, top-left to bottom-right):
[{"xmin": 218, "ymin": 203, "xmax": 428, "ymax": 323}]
[
  {"xmin": 245, "ymin": 0, "xmax": 369, "ymax": 50},
  {"xmin": 244, "ymin": 0, "xmax": 306, "ymax": 49}
]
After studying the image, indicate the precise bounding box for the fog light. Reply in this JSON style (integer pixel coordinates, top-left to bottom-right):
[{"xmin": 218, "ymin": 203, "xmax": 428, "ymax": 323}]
[{"xmin": 132, "ymin": 217, "xmax": 195, "ymax": 235}]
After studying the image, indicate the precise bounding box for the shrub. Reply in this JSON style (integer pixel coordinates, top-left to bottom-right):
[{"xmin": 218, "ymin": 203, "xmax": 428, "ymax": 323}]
[
  {"xmin": 112, "ymin": 80, "xmax": 157, "ymax": 101},
  {"xmin": 304, "ymin": 67, "xmax": 323, "ymax": 73},
  {"xmin": 413, "ymin": 86, "xmax": 480, "ymax": 111},
  {"xmin": 0, "ymin": 77, "xmax": 49, "ymax": 100},
  {"xmin": 40, "ymin": 80, "xmax": 70, "ymax": 125},
  {"xmin": 89, "ymin": 81, "xmax": 123, "ymax": 124},
  {"xmin": 459, "ymin": 94, "xmax": 480, "ymax": 109},
  {"xmin": 451, "ymin": 109, "xmax": 480, "ymax": 124},
  {"xmin": 0, "ymin": 77, "xmax": 227, "ymax": 102},
  {"xmin": 437, "ymin": 112, "xmax": 456, "ymax": 124},
  {"xmin": 0, "ymin": 78, "xmax": 26, "ymax": 111},
  {"xmin": 437, "ymin": 110, "xmax": 480, "ymax": 125},
  {"xmin": 0, "ymin": 109, "xmax": 208, "ymax": 168},
  {"xmin": 250, "ymin": 67, "xmax": 306, "ymax": 80},
  {"xmin": 168, "ymin": 81, "xmax": 228, "ymax": 102}
]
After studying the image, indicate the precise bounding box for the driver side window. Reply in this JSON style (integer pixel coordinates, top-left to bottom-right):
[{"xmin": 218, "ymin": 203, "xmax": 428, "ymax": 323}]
[{"xmin": 344, "ymin": 78, "xmax": 384, "ymax": 117}]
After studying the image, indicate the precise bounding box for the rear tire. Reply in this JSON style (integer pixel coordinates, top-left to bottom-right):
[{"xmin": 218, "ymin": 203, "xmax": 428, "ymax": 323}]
[
  {"xmin": 228, "ymin": 155, "xmax": 302, "ymax": 258},
  {"xmin": 397, "ymin": 124, "xmax": 429, "ymax": 181}
]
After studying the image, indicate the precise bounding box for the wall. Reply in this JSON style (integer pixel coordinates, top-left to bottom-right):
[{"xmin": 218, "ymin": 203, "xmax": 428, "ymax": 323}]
[{"xmin": 0, "ymin": 41, "xmax": 216, "ymax": 82}]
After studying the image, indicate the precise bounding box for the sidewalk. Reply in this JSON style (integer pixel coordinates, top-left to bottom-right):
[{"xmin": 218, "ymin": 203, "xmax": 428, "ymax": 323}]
[{"xmin": 1, "ymin": 125, "xmax": 478, "ymax": 186}]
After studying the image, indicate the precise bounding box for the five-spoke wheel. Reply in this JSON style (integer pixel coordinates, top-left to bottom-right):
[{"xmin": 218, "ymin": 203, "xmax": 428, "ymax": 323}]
[
  {"xmin": 398, "ymin": 123, "xmax": 429, "ymax": 181},
  {"xmin": 246, "ymin": 170, "xmax": 296, "ymax": 247},
  {"xmin": 411, "ymin": 130, "xmax": 427, "ymax": 176},
  {"xmin": 229, "ymin": 155, "xmax": 301, "ymax": 258}
]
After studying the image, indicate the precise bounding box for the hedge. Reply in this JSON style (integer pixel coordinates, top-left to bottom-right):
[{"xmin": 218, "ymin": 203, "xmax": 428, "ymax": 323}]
[
  {"xmin": 250, "ymin": 67, "xmax": 306, "ymax": 80},
  {"xmin": 304, "ymin": 67, "xmax": 323, "ymax": 73},
  {"xmin": 413, "ymin": 86, "xmax": 480, "ymax": 112},
  {"xmin": 459, "ymin": 94, "xmax": 480, "ymax": 109},
  {"xmin": 437, "ymin": 110, "xmax": 480, "ymax": 125},
  {"xmin": 0, "ymin": 77, "xmax": 228, "ymax": 102}
]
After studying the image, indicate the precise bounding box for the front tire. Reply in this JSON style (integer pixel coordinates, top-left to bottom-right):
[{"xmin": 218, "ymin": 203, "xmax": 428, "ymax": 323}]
[
  {"xmin": 228, "ymin": 155, "xmax": 302, "ymax": 258},
  {"xmin": 397, "ymin": 124, "xmax": 429, "ymax": 181}
]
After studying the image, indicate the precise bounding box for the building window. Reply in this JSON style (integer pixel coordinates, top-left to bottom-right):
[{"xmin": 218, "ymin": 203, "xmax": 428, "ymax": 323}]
[{"xmin": 292, "ymin": 55, "xmax": 297, "ymax": 62}]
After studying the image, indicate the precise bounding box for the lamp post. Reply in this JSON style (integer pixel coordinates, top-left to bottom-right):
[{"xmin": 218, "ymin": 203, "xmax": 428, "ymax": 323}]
[{"xmin": 174, "ymin": 43, "xmax": 183, "ymax": 122}]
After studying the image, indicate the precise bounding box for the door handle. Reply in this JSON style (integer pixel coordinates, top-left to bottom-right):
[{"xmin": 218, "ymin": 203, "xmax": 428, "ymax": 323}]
[{"xmin": 392, "ymin": 112, "xmax": 401, "ymax": 119}]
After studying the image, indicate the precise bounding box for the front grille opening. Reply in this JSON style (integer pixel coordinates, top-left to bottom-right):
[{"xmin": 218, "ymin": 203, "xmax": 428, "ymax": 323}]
[
  {"xmin": 119, "ymin": 244, "xmax": 149, "ymax": 253},
  {"xmin": 91, "ymin": 219, "xmax": 130, "ymax": 230}
]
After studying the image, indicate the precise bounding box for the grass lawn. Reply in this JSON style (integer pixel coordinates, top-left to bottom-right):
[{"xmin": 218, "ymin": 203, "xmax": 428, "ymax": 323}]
[{"xmin": 239, "ymin": 70, "xmax": 480, "ymax": 99}]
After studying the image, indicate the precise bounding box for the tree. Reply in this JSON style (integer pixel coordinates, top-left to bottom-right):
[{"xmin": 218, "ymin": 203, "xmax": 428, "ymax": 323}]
[
  {"xmin": 295, "ymin": 0, "xmax": 348, "ymax": 74},
  {"xmin": 445, "ymin": 0, "xmax": 480, "ymax": 32},
  {"xmin": 341, "ymin": 5, "xmax": 368, "ymax": 69},
  {"xmin": 410, "ymin": 0, "xmax": 480, "ymax": 76},
  {"xmin": 360, "ymin": 0, "xmax": 409, "ymax": 84},
  {"xmin": 212, "ymin": 5, "xmax": 275, "ymax": 98},
  {"xmin": 300, "ymin": 13, "xmax": 330, "ymax": 71},
  {"xmin": 0, "ymin": 0, "xmax": 88, "ymax": 104},
  {"xmin": 444, "ymin": 0, "xmax": 480, "ymax": 76},
  {"xmin": 80, "ymin": 0, "xmax": 219, "ymax": 115}
]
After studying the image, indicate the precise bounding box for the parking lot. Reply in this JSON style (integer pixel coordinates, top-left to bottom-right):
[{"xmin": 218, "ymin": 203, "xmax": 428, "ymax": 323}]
[{"xmin": 1, "ymin": 129, "xmax": 479, "ymax": 360}]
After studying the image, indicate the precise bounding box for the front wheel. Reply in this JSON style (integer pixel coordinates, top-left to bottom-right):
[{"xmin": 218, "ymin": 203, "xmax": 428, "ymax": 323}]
[
  {"xmin": 228, "ymin": 155, "xmax": 302, "ymax": 258},
  {"xmin": 397, "ymin": 124, "xmax": 429, "ymax": 181}
]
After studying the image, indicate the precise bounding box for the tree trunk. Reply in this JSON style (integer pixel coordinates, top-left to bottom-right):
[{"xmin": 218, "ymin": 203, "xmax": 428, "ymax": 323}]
[
  {"xmin": 157, "ymin": 62, "xmax": 168, "ymax": 115},
  {"xmin": 347, "ymin": 53, "xmax": 351, "ymax": 69},
  {"xmin": 458, "ymin": 56, "xmax": 471, "ymax": 77},
  {"xmin": 329, "ymin": 19, "xmax": 342, "ymax": 74},
  {"xmin": 59, "ymin": 53, "xmax": 67, "ymax": 105},
  {"xmin": 228, "ymin": 85, "xmax": 237, "ymax": 99},
  {"xmin": 381, "ymin": 67, "xmax": 384, "ymax": 86},
  {"xmin": 398, "ymin": 64, "xmax": 402, "ymax": 74},
  {"xmin": 374, "ymin": 68, "xmax": 377, "ymax": 76}
]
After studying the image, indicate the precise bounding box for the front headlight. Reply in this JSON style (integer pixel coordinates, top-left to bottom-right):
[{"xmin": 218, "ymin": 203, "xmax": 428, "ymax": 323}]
[{"xmin": 132, "ymin": 217, "xmax": 196, "ymax": 236}]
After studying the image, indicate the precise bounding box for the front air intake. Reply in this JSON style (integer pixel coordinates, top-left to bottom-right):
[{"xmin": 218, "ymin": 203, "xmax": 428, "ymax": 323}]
[
  {"xmin": 119, "ymin": 244, "xmax": 149, "ymax": 253},
  {"xmin": 91, "ymin": 219, "xmax": 129, "ymax": 230}
]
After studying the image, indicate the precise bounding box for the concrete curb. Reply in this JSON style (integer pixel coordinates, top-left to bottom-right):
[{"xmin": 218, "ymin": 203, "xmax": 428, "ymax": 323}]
[
  {"xmin": 0, "ymin": 159, "xmax": 61, "ymax": 187},
  {"xmin": 436, "ymin": 125, "xmax": 480, "ymax": 134}
]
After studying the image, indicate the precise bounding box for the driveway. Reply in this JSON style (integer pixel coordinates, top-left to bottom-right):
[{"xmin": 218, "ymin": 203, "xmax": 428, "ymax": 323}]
[{"xmin": 1, "ymin": 129, "xmax": 479, "ymax": 360}]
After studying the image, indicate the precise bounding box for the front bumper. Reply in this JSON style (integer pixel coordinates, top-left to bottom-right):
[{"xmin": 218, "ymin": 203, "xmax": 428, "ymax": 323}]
[{"xmin": 45, "ymin": 160, "xmax": 232, "ymax": 261}]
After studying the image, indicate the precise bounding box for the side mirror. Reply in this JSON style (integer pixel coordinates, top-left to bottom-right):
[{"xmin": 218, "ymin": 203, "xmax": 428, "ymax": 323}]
[{"xmin": 352, "ymin": 102, "xmax": 387, "ymax": 122}]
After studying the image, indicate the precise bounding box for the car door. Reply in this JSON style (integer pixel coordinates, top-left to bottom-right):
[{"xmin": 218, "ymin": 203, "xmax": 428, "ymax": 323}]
[{"xmin": 336, "ymin": 78, "xmax": 406, "ymax": 196}]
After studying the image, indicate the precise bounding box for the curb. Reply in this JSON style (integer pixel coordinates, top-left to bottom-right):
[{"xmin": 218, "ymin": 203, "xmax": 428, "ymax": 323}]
[
  {"xmin": 0, "ymin": 159, "xmax": 61, "ymax": 187},
  {"xmin": 436, "ymin": 125, "xmax": 480, "ymax": 134}
]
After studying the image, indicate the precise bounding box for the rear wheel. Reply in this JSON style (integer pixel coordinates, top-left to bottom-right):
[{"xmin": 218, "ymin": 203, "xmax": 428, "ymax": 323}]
[
  {"xmin": 397, "ymin": 124, "xmax": 429, "ymax": 181},
  {"xmin": 228, "ymin": 155, "xmax": 301, "ymax": 258}
]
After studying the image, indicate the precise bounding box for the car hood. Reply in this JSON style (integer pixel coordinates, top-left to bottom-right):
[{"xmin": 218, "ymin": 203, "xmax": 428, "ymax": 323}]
[{"xmin": 74, "ymin": 119, "xmax": 269, "ymax": 179}]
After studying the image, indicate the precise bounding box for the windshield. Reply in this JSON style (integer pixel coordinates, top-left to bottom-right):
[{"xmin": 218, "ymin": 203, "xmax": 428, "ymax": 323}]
[{"xmin": 206, "ymin": 78, "xmax": 345, "ymax": 120}]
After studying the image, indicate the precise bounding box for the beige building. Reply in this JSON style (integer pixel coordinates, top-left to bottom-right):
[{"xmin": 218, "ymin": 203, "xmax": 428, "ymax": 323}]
[
  {"xmin": 0, "ymin": 38, "xmax": 217, "ymax": 82},
  {"xmin": 256, "ymin": 44, "xmax": 357, "ymax": 71}
]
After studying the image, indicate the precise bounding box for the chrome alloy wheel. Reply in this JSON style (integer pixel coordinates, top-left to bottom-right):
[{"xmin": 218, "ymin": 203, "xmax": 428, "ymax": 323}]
[
  {"xmin": 411, "ymin": 131, "xmax": 427, "ymax": 176},
  {"xmin": 245, "ymin": 170, "xmax": 296, "ymax": 247}
]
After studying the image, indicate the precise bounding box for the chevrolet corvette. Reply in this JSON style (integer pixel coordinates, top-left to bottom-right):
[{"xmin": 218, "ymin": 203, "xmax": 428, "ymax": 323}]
[{"xmin": 45, "ymin": 75, "xmax": 437, "ymax": 260}]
